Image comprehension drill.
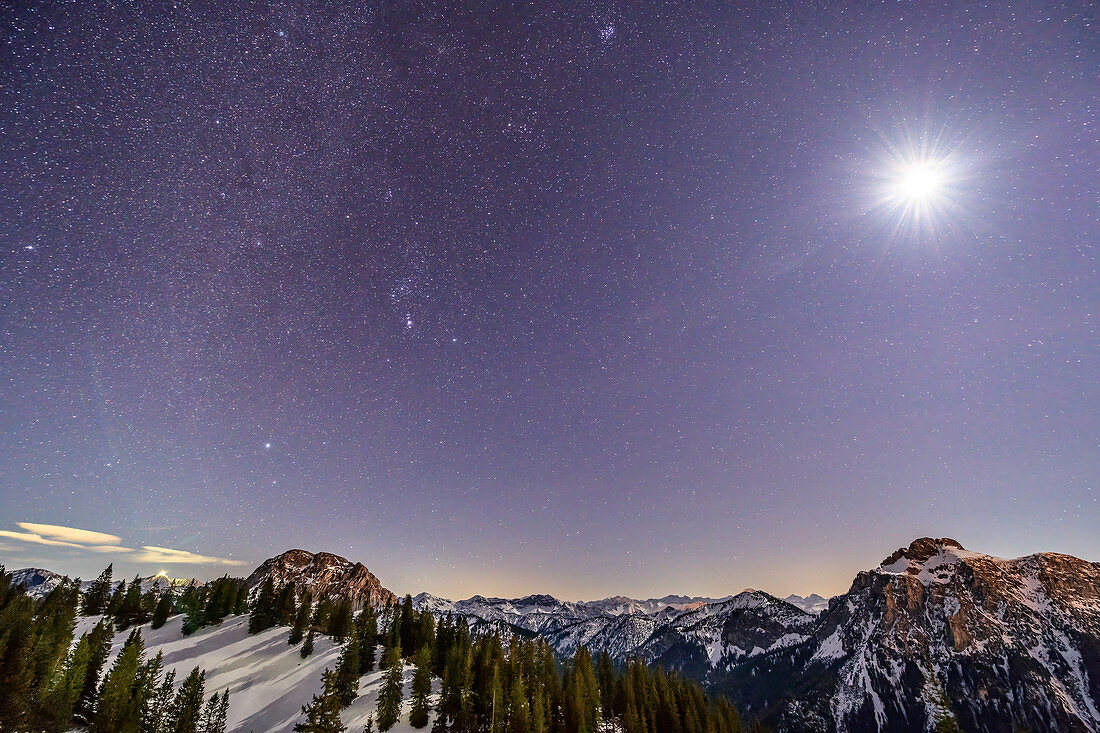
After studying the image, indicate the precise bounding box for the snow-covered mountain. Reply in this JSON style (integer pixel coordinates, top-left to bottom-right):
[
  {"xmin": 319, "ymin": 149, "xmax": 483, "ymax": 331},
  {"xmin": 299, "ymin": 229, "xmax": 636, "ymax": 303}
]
[
  {"xmin": 412, "ymin": 587, "xmax": 814, "ymax": 677},
  {"xmin": 783, "ymin": 593, "xmax": 830, "ymax": 615},
  {"xmin": 9, "ymin": 568, "xmax": 73, "ymax": 598},
  {"xmin": 12, "ymin": 537, "xmax": 1097, "ymax": 731},
  {"xmin": 719, "ymin": 538, "xmax": 1100, "ymax": 732},
  {"xmin": 245, "ymin": 549, "xmax": 397, "ymax": 610},
  {"xmin": 639, "ymin": 590, "xmax": 815, "ymax": 678},
  {"xmin": 10, "ymin": 567, "xmax": 198, "ymax": 599}
]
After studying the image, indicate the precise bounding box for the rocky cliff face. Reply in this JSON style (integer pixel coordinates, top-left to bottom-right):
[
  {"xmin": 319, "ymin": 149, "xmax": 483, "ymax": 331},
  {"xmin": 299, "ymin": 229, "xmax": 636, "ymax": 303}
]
[
  {"xmin": 721, "ymin": 538, "xmax": 1100, "ymax": 732},
  {"xmin": 245, "ymin": 549, "xmax": 397, "ymax": 611}
]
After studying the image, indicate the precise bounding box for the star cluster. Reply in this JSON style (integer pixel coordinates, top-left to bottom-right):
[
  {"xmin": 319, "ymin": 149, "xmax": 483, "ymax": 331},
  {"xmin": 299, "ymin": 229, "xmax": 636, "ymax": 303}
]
[{"xmin": 0, "ymin": 2, "xmax": 1095, "ymax": 598}]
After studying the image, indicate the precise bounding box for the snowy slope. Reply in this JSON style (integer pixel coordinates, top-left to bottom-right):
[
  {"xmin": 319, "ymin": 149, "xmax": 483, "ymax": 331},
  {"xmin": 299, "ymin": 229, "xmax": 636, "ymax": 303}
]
[{"xmin": 86, "ymin": 615, "xmax": 435, "ymax": 733}]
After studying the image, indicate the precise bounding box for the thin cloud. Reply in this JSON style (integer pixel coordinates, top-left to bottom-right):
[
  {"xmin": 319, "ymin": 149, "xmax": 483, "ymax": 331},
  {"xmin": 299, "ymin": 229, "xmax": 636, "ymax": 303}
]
[
  {"xmin": 17, "ymin": 522, "xmax": 123, "ymax": 546},
  {"xmin": 0, "ymin": 530, "xmax": 84, "ymax": 548},
  {"xmin": 2, "ymin": 522, "xmax": 244, "ymax": 568},
  {"xmin": 132, "ymin": 546, "xmax": 246, "ymax": 566}
]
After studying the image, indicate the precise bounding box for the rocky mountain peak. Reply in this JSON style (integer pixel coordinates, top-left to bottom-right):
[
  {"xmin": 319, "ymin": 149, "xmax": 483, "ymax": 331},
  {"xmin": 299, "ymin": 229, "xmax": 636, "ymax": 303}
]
[
  {"xmin": 880, "ymin": 536, "xmax": 966, "ymax": 567},
  {"xmin": 245, "ymin": 549, "xmax": 397, "ymax": 611}
]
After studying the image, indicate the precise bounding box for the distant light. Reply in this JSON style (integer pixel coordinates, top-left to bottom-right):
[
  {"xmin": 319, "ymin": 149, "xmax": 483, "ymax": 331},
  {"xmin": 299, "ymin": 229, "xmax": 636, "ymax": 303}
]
[{"xmin": 264, "ymin": 442, "xmax": 272, "ymax": 450}]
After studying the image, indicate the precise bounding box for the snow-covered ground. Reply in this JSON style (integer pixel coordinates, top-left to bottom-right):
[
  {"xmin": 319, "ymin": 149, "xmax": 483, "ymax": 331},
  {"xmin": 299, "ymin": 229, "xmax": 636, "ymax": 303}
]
[{"xmin": 81, "ymin": 615, "xmax": 437, "ymax": 733}]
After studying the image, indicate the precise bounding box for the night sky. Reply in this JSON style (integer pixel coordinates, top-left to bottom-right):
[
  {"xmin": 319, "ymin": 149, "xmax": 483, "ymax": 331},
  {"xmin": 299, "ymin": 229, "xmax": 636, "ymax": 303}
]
[{"xmin": 1, "ymin": 2, "xmax": 1096, "ymax": 600}]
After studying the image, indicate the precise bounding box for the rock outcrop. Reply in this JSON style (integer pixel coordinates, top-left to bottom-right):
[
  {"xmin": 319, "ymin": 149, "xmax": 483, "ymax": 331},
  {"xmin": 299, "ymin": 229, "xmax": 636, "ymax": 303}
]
[{"xmin": 245, "ymin": 549, "xmax": 397, "ymax": 611}]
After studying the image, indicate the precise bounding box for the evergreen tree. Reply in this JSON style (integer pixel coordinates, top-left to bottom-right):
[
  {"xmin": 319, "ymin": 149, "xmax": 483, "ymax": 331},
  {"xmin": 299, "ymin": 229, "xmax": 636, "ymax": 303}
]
[
  {"xmin": 76, "ymin": 618, "xmax": 115, "ymax": 720},
  {"xmin": 142, "ymin": 587, "xmax": 159, "ymax": 617},
  {"xmin": 248, "ymin": 577, "xmax": 277, "ymax": 634},
  {"xmin": 204, "ymin": 577, "xmax": 239, "ymax": 626},
  {"xmin": 277, "ymin": 582, "xmax": 298, "ymax": 626},
  {"xmin": 232, "ymin": 585, "xmax": 249, "ymax": 616},
  {"xmin": 301, "ymin": 629, "xmax": 316, "ymax": 658},
  {"xmin": 115, "ymin": 575, "xmax": 147, "ymax": 630},
  {"xmin": 105, "ymin": 579, "xmax": 127, "ymax": 618},
  {"xmin": 376, "ymin": 645, "xmax": 404, "ymax": 731},
  {"xmin": 408, "ymin": 644, "xmax": 432, "ymax": 729},
  {"xmin": 293, "ymin": 669, "xmax": 347, "ymax": 733},
  {"xmin": 312, "ymin": 597, "xmax": 335, "ymax": 633},
  {"xmin": 142, "ymin": 668, "xmax": 176, "ymax": 733},
  {"xmin": 177, "ymin": 582, "xmax": 203, "ymax": 636},
  {"xmin": 564, "ymin": 647, "xmax": 600, "ymax": 733},
  {"xmin": 595, "ymin": 650, "xmax": 615, "ymax": 715},
  {"xmin": 398, "ymin": 595, "xmax": 416, "ymax": 653},
  {"xmin": 167, "ymin": 666, "xmax": 206, "ymax": 733},
  {"xmin": 0, "ymin": 592, "xmax": 36, "ymax": 729},
  {"xmin": 200, "ymin": 689, "xmax": 230, "ymax": 733},
  {"xmin": 91, "ymin": 629, "xmax": 146, "ymax": 733},
  {"xmin": 37, "ymin": 632, "xmax": 90, "ymax": 732},
  {"xmin": 328, "ymin": 599, "xmax": 354, "ymax": 641},
  {"xmin": 355, "ymin": 603, "xmax": 378, "ymax": 673},
  {"xmin": 507, "ymin": 673, "xmax": 530, "ymax": 733},
  {"xmin": 363, "ymin": 715, "xmax": 375, "ymax": 733},
  {"xmin": 334, "ymin": 634, "xmax": 362, "ymax": 707},
  {"xmin": 290, "ymin": 590, "xmax": 313, "ymax": 645},
  {"xmin": 152, "ymin": 592, "xmax": 174, "ymax": 630},
  {"xmin": 82, "ymin": 564, "xmax": 114, "ymax": 615}
]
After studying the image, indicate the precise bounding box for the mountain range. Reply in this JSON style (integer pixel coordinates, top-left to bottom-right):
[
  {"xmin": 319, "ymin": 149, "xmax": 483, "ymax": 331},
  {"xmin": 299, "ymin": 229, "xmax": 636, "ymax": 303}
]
[
  {"xmin": 10, "ymin": 567, "xmax": 198, "ymax": 599},
  {"xmin": 9, "ymin": 537, "xmax": 1099, "ymax": 731}
]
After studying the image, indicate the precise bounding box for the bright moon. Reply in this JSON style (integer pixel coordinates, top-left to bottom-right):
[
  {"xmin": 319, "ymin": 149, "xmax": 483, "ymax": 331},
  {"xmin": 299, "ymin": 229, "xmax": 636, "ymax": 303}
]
[
  {"xmin": 894, "ymin": 163, "xmax": 943, "ymax": 202},
  {"xmin": 869, "ymin": 141, "xmax": 968, "ymax": 240}
]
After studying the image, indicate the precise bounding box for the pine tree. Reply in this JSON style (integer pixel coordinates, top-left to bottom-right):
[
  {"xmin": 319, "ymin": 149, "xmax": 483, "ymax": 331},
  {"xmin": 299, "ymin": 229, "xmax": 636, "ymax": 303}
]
[
  {"xmin": 334, "ymin": 634, "xmax": 362, "ymax": 707},
  {"xmin": 105, "ymin": 579, "xmax": 127, "ymax": 618},
  {"xmin": 167, "ymin": 666, "xmax": 206, "ymax": 733},
  {"xmin": 152, "ymin": 592, "xmax": 174, "ymax": 630},
  {"xmin": 76, "ymin": 618, "xmax": 115, "ymax": 720},
  {"xmin": 142, "ymin": 668, "xmax": 176, "ymax": 733},
  {"xmin": 595, "ymin": 651, "xmax": 615, "ymax": 715},
  {"xmin": 115, "ymin": 575, "xmax": 147, "ymax": 630},
  {"xmin": 301, "ymin": 629, "xmax": 316, "ymax": 658},
  {"xmin": 312, "ymin": 598, "xmax": 335, "ymax": 633},
  {"xmin": 91, "ymin": 629, "xmax": 146, "ymax": 733},
  {"xmin": 355, "ymin": 603, "xmax": 378, "ymax": 673},
  {"xmin": 328, "ymin": 599, "xmax": 354, "ymax": 641},
  {"xmin": 201, "ymin": 577, "xmax": 239, "ymax": 627},
  {"xmin": 131, "ymin": 651, "xmax": 167, "ymax": 732},
  {"xmin": 277, "ymin": 582, "xmax": 298, "ymax": 626},
  {"xmin": 376, "ymin": 645, "xmax": 404, "ymax": 731},
  {"xmin": 82, "ymin": 564, "xmax": 114, "ymax": 615},
  {"xmin": 507, "ymin": 673, "xmax": 530, "ymax": 733},
  {"xmin": 293, "ymin": 669, "xmax": 347, "ymax": 733},
  {"xmin": 408, "ymin": 644, "xmax": 432, "ymax": 728},
  {"xmin": 565, "ymin": 647, "xmax": 600, "ymax": 733},
  {"xmin": 199, "ymin": 689, "xmax": 229, "ymax": 733},
  {"xmin": 290, "ymin": 590, "xmax": 313, "ymax": 645},
  {"xmin": 37, "ymin": 633, "xmax": 91, "ymax": 732},
  {"xmin": 398, "ymin": 595, "xmax": 416, "ymax": 653},
  {"xmin": 363, "ymin": 715, "xmax": 375, "ymax": 733},
  {"xmin": 0, "ymin": 593, "xmax": 35, "ymax": 729},
  {"xmin": 248, "ymin": 577, "xmax": 277, "ymax": 634}
]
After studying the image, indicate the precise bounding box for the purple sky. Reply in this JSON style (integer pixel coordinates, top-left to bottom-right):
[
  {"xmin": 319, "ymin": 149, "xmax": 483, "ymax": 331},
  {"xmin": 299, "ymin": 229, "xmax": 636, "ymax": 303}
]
[{"xmin": 1, "ymin": 2, "xmax": 1095, "ymax": 601}]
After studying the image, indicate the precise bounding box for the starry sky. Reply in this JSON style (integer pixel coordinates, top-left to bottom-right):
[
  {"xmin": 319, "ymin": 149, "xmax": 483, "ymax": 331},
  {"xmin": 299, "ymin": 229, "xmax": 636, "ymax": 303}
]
[{"xmin": 1, "ymin": 1, "xmax": 1096, "ymax": 601}]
